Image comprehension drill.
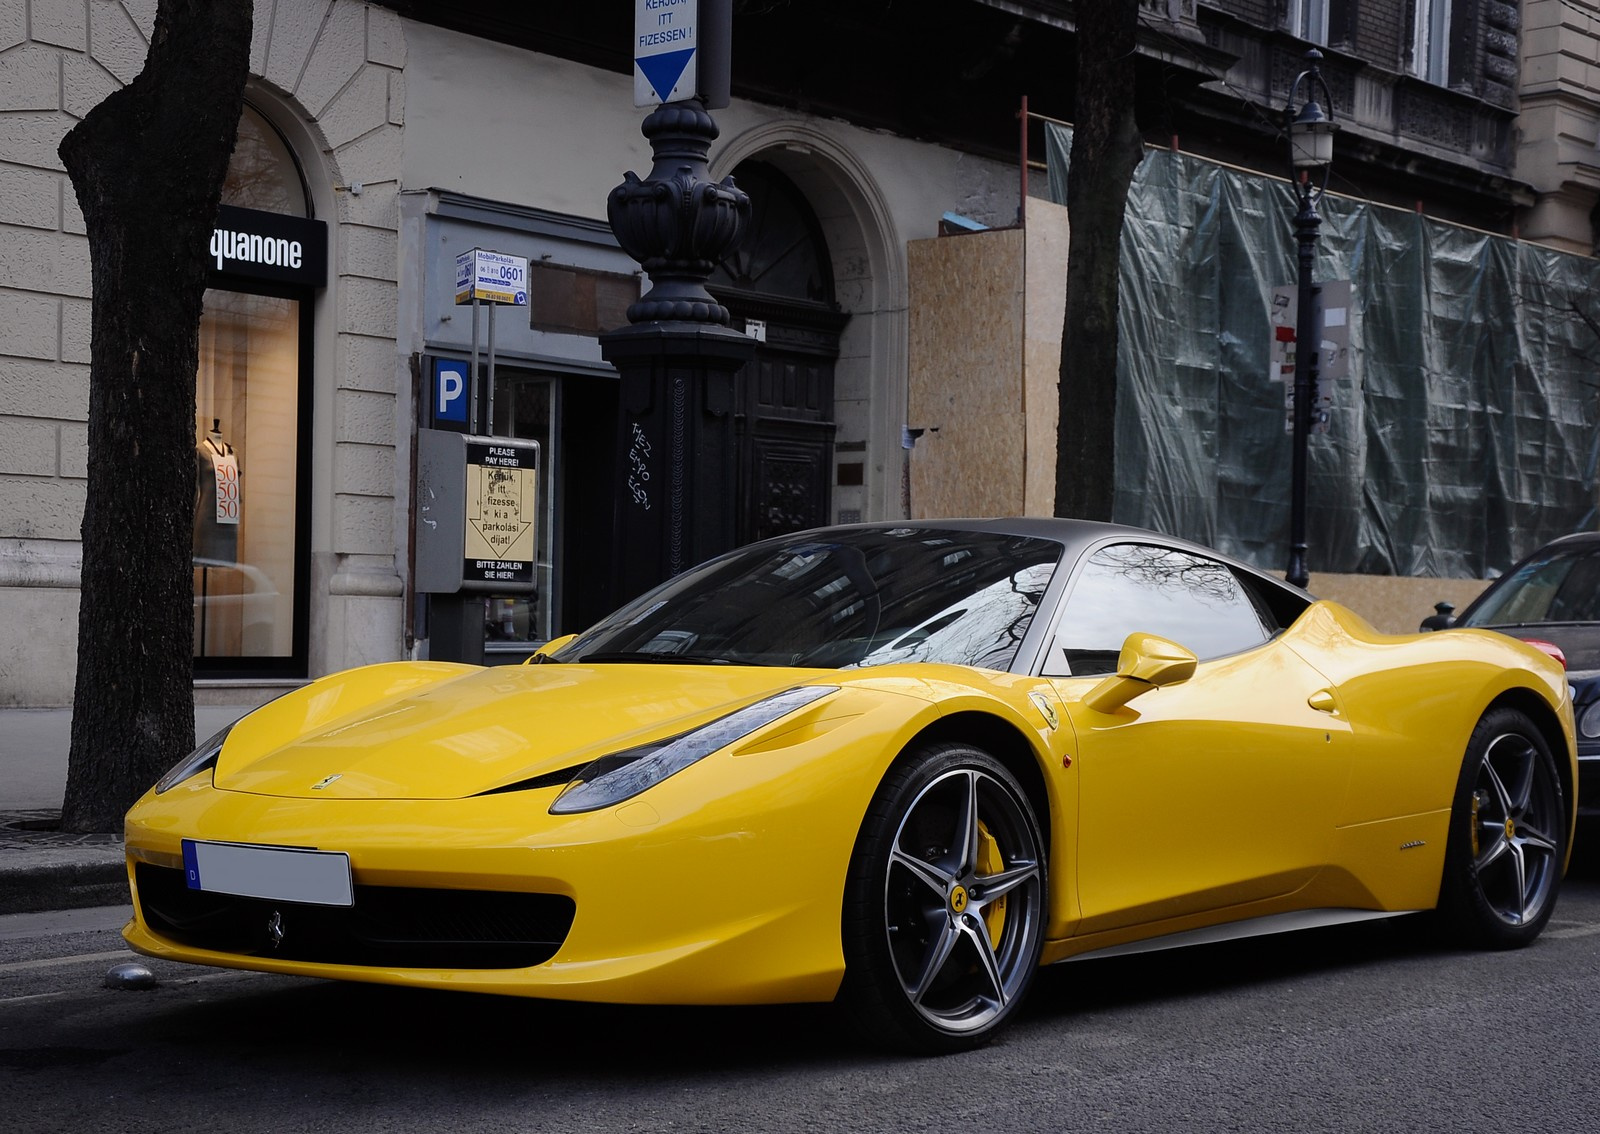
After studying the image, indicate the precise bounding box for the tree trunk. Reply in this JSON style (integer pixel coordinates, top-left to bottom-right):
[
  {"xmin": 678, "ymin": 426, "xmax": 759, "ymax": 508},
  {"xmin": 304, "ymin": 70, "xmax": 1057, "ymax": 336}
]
[
  {"xmin": 57, "ymin": 0, "xmax": 253, "ymax": 832},
  {"xmin": 1055, "ymin": 0, "xmax": 1143, "ymax": 521}
]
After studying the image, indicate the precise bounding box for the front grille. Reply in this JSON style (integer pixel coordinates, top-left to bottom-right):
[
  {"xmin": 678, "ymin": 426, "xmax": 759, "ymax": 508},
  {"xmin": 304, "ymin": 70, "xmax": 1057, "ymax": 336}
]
[{"xmin": 134, "ymin": 863, "xmax": 575, "ymax": 970}]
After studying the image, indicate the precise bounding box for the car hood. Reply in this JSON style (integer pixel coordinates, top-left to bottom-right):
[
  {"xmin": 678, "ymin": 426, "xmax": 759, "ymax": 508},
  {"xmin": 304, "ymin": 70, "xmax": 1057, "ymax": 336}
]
[
  {"xmin": 213, "ymin": 662, "xmax": 839, "ymax": 800},
  {"xmin": 1480, "ymin": 623, "xmax": 1600, "ymax": 674}
]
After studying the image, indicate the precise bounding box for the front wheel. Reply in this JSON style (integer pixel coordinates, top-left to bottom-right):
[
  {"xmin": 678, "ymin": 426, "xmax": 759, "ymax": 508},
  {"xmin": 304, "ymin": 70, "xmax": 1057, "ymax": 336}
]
[
  {"xmin": 1437, "ymin": 707, "xmax": 1567, "ymax": 948},
  {"xmin": 840, "ymin": 743, "xmax": 1047, "ymax": 1053}
]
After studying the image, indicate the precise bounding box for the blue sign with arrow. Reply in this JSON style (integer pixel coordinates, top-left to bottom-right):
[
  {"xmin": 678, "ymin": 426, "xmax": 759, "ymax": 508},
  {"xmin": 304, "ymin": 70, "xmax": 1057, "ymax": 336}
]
[{"xmin": 635, "ymin": 0, "xmax": 698, "ymax": 106}]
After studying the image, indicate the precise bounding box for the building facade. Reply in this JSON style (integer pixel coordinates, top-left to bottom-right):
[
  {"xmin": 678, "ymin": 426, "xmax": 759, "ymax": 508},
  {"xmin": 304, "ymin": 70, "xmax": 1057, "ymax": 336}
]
[
  {"xmin": 0, "ymin": 0, "xmax": 1025, "ymax": 706},
  {"xmin": 1519, "ymin": 0, "xmax": 1600, "ymax": 252},
  {"xmin": 5, "ymin": 1, "xmax": 1600, "ymax": 708},
  {"xmin": 1166, "ymin": 1, "xmax": 1600, "ymax": 252}
]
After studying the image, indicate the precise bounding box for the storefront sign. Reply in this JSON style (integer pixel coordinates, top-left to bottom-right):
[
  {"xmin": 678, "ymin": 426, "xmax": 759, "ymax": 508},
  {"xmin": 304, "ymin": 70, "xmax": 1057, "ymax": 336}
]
[
  {"xmin": 454, "ymin": 248, "xmax": 529, "ymax": 306},
  {"xmin": 209, "ymin": 205, "xmax": 327, "ymax": 288}
]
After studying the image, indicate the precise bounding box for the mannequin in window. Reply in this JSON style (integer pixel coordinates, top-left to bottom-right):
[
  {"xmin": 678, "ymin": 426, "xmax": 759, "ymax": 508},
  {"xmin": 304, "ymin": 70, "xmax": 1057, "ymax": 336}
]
[{"xmin": 194, "ymin": 419, "xmax": 241, "ymax": 562}]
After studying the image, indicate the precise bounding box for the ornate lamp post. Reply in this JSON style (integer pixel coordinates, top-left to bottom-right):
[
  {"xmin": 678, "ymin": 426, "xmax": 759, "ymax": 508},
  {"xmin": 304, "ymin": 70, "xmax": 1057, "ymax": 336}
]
[
  {"xmin": 1284, "ymin": 49, "xmax": 1336, "ymax": 591},
  {"xmin": 600, "ymin": 98, "xmax": 754, "ymax": 606}
]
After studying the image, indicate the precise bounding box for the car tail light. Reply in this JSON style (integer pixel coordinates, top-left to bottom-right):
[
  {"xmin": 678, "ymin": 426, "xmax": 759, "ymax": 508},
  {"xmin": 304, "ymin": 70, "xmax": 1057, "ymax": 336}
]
[{"xmin": 1524, "ymin": 639, "xmax": 1568, "ymax": 669}]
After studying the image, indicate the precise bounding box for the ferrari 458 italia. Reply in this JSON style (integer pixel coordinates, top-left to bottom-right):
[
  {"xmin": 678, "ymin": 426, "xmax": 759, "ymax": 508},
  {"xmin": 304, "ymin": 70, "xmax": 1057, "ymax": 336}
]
[{"xmin": 123, "ymin": 520, "xmax": 1577, "ymax": 1051}]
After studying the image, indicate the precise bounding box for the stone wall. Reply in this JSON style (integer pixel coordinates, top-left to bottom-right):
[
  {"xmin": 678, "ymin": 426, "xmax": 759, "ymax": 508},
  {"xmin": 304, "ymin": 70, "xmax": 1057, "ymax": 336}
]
[
  {"xmin": 0, "ymin": 0, "xmax": 407, "ymax": 705},
  {"xmin": 1518, "ymin": 0, "xmax": 1600, "ymax": 253}
]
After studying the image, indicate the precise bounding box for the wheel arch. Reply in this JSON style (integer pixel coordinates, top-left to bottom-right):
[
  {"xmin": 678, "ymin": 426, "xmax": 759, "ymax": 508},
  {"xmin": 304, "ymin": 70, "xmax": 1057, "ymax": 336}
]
[
  {"xmin": 894, "ymin": 710, "xmax": 1053, "ymax": 848},
  {"xmin": 838, "ymin": 709, "xmax": 1053, "ymax": 1051},
  {"xmin": 1485, "ymin": 686, "xmax": 1576, "ymax": 832}
]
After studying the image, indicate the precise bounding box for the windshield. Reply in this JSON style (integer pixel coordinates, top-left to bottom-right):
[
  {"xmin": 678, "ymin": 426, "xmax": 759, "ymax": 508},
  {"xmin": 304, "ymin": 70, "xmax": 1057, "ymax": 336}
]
[
  {"xmin": 1463, "ymin": 545, "xmax": 1600, "ymax": 626},
  {"xmin": 554, "ymin": 528, "xmax": 1064, "ymax": 670}
]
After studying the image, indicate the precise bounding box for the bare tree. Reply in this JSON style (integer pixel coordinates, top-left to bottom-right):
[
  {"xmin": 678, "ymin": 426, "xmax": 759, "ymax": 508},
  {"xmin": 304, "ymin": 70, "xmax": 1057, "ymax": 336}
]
[
  {"xmin": 1055, "ymin": 0, "xmax": 1143, "ymax": 521},
  {"xmin": 57, "ymin": 0, "xmax": 253, "ymax": 832}
]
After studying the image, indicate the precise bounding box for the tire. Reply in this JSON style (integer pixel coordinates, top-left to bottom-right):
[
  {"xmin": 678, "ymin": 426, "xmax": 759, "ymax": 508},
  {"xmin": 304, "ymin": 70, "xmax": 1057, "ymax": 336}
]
[
  {"xmin": 1437, "ymin": 707, "xmax": 1566, "ymax": 948},
  {"xmin": 840, "ymin": 742, "xmax": 1047, "ymax": 1053}
]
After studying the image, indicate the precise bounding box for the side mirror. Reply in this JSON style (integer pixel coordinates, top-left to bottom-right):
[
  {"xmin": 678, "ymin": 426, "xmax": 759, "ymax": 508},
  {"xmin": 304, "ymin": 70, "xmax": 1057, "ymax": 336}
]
[
  {"xmin": 1081, "ymin": 632, "xmax": 1198, "ymax": 714},
  {"xmin": 1418, "ymin": 601, "xmax": 1457, "ymax": 632}
]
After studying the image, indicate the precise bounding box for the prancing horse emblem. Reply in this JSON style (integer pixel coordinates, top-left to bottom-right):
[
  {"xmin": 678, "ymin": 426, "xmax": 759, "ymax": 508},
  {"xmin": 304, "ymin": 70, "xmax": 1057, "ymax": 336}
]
[
  {"xmin": 311, "ymin": 774, "xmax": 343, "ymax": 790},
  {"xmin": 266, "ymin": 910, "xmax": 285, "ymax": 950}
]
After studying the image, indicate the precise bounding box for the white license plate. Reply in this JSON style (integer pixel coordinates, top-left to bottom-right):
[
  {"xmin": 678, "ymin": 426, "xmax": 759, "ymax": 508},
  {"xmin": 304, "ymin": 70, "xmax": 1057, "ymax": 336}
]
[{"xmin": 181, "ymin": 840, "xmax": 353, "ymax": 907}]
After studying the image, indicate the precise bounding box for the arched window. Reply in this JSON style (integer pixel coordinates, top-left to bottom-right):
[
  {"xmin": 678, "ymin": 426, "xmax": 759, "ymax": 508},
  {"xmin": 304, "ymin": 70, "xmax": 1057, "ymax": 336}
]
[
  {"xmin": 710, "ymin": 161, "xmax": 835, "ymax": 307},
  {"xmin": 194, "ymin": 102, "xmax": 322, "ymax": 678},
  {"xmin": 221, "ymin": 104, "xmax": 310, "ymax": 216}
]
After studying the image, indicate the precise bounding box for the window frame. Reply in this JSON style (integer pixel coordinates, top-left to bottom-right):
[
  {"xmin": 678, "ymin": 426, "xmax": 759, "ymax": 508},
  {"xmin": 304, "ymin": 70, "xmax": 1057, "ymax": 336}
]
[
  {"xmin": 1288, "ymin": 0, "xmax": 1330, "ymax": 44},
  {"xmin": 1411, "ymin": 0, "xmax": 1452, "ymax": 85}
]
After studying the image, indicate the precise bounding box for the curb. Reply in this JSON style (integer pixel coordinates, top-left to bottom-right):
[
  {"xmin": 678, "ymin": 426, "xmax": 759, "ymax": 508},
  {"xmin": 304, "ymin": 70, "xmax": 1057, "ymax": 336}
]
[
  {"xmin": 0, "ymin": 811, "xmax": 126, "ymax": 916},
  {"xmin": 0, "ymin": 857, "xmax": 128, "ymax": 916}
]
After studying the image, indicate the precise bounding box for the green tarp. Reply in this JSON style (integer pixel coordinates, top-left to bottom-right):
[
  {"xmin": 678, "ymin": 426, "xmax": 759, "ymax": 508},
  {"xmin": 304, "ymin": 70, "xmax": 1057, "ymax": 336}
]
[{"xmin": 1047, "ymin": 123, "xmax": 1600, "ymax": 578}]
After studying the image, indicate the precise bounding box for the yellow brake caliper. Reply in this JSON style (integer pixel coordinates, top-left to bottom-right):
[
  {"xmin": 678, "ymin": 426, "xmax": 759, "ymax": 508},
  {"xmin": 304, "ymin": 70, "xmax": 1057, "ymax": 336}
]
[{"xmin": 975, "ymin": 821, "xmax": 1006, "ymax": 949}]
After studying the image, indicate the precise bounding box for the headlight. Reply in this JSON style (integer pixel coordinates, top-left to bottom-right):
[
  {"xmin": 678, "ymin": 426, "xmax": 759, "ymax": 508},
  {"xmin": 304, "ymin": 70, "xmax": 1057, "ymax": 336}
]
[
  {"xmin": 154, "ymin": 723, "xmax": 234, "ymax": 793},
  {"xmin": 1580, "ymin": 700, "xmax": 1600, "ymax": 741},
  {"xmin": 549, "ymin": 685, "xmax": 837, "ymax": 814}
]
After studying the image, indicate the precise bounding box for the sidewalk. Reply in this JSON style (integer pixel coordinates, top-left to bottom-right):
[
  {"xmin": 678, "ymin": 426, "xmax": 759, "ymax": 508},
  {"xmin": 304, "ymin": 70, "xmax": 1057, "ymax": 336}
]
[{"xmin": 0, "ymin": 706, "xmax": 254, "ymax": 914}]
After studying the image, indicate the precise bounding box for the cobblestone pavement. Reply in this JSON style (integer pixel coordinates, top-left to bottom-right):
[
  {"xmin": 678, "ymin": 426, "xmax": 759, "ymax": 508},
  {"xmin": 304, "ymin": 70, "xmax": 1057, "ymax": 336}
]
[{"xmin": 0, "ymin": 809, "xmax": 121, "ymax": 849}]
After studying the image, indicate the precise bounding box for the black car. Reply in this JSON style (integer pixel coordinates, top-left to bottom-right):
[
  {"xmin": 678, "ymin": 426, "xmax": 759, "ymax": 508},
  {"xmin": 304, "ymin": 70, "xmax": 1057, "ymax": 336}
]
[{"xmin": 1423, "ymin": 532, "xmax": 1600, "ymax": 818}]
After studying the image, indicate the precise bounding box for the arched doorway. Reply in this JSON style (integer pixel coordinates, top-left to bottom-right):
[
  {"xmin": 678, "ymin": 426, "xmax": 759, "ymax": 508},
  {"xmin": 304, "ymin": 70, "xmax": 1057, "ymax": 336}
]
[{"xmin": 710, "ymin": 162, "xmax": 849, "ymax": 543}]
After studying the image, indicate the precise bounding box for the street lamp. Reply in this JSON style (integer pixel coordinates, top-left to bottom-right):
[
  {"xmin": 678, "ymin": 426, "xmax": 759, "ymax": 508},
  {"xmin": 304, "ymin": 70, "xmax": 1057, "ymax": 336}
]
[{"xmin": 1283, "ymin": 49, "xmax": 1336, "ymax": 591}]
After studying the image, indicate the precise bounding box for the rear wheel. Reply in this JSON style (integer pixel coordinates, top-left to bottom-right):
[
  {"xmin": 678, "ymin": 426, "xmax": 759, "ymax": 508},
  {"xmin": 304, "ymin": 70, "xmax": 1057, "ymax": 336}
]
[
  {"xmin": 1437, "ymin": 707, "xmax": 1566, "ymax": 948},
  {"xmin": 840, "ymin": 743, "xmax": 1046, "ymax": 1053}
]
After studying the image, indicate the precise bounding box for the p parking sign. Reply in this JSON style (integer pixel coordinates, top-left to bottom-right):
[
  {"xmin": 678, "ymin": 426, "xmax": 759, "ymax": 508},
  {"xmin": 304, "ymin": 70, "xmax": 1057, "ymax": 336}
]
[{"xmin": 433, "ymin": 358, "xmax": 468, "ymax": 424}]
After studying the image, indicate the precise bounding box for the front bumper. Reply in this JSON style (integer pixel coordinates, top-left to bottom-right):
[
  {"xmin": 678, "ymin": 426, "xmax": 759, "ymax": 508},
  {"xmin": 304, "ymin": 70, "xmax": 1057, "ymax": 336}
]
[{"xmin": 122, "ymin": 737, "xmax": 892, "ymax": 1005}]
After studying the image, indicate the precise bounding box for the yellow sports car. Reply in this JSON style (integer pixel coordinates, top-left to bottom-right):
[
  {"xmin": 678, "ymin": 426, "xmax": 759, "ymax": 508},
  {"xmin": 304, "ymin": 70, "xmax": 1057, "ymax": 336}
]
[{"xmin": 123, "ymin": 520, "xmax": 1577, "ymax": 1052}]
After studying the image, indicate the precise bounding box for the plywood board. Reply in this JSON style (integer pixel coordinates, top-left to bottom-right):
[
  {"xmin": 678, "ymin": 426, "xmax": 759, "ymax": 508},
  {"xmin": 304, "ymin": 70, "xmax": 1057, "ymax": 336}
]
[
  {"xmin": 907, "ymin": 228, "xmax": 1026, "ymax": 517},
  {"xmin": 907, "ymin": 411, "xmax": 1028, "ymax": 518},
  {"xmin": 1023, "ymin": 198, "xmax": 1070, "ymax": 515}
]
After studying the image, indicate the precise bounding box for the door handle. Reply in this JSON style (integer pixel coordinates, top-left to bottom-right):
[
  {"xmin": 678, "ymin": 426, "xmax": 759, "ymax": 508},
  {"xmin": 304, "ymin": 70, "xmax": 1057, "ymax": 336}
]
[{"xmin": 1307, "ymin": 689, "xmax": 1338, "ymax": 715}]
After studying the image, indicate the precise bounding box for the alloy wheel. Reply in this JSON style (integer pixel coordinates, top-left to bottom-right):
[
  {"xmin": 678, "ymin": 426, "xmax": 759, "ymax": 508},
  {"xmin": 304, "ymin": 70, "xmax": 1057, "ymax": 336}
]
[
  {"xmin": 880, "ymin": 765, "xmax": 1044, "ymax": 1036},
  {"xmin": 1467, "ymin": 729, "xmax": 1562, "ymax": 927}
]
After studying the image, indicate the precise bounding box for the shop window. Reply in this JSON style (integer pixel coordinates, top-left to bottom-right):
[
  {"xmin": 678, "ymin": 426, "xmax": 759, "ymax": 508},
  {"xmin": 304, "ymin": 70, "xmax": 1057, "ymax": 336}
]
[
  {"xmin": 194, "ymin": 103, "xmax": 319, "ymax": 676},
  {"xmin": 194, "ymin": 289, "xmax": 304, "ymax": 663}
]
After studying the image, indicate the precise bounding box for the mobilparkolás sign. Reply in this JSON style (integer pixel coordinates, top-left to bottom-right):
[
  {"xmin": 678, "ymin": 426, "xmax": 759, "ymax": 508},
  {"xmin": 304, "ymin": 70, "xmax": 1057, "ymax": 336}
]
[
  {"xmin": 454, "ymin": 248, "xmax": 529, "ymax": 306},
  {"xmin": 208, "ymin": 205, "xmax": 328, "ymax": 288}
]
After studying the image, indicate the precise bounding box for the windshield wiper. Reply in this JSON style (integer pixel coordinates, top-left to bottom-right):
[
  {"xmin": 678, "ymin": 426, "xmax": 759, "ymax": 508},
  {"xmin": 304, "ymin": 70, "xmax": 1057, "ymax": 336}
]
[{"xmin": 575, "ymin": 651, "xmax": 741, "ymax": 665}]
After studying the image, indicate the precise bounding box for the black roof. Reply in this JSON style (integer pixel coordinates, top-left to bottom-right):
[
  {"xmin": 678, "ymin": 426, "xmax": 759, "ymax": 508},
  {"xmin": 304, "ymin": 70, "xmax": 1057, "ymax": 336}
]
[{"xmin": 766, "ymin": 516, "xmax": 1313, "ymax": 602}]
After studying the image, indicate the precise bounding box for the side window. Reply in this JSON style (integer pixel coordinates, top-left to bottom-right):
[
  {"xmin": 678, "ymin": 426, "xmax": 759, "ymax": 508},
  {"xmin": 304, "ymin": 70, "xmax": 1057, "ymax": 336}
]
[{"xmin": 1047, "ymin": 544, "xmax": 1272, "ymax": 677}]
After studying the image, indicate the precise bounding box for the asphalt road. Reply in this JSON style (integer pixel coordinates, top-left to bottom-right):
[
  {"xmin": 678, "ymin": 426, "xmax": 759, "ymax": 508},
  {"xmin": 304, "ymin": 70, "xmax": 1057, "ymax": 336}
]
[{"xmin": 4, "ymin": 859, "xmax": 1599, "ymax": 1134}]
